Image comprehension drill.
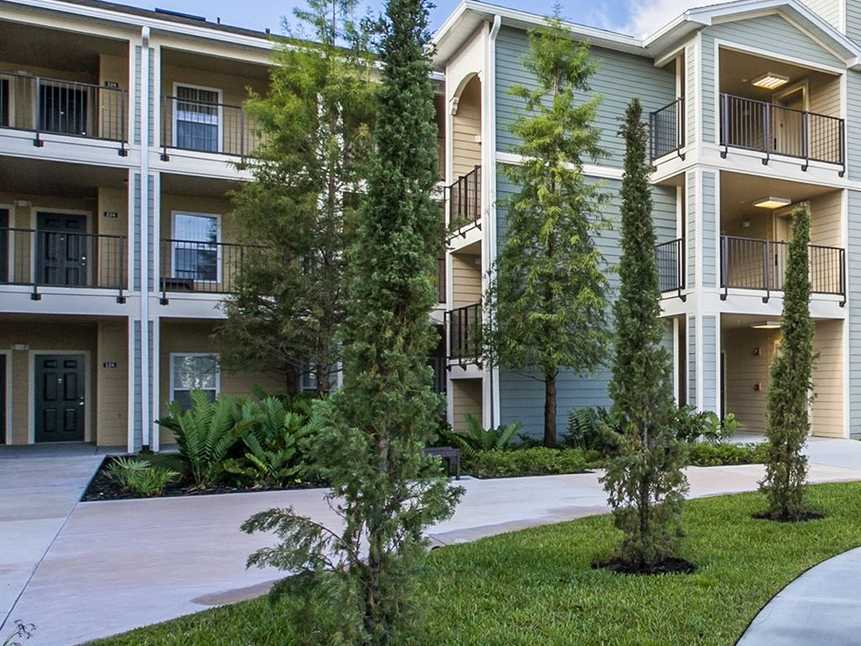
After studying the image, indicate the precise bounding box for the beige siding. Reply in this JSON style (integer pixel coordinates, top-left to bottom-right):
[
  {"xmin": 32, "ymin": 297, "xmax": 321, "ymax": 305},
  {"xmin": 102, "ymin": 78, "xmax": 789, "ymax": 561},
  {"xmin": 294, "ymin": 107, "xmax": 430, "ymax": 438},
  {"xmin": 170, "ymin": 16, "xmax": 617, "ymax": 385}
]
[
  {"xmin": 0, "ymin": 320, "xmax": 99, "ymax": 445},
  {"xmin": 812, "ymin": 319, "xmax": 844, "ymax": 437},
  {"xmin": 161, "ymin": 64, "xmax": 267, "ymax": 112},
  {"xmin": 810, "ymin": 190, "xmax": 842, "ymax": 247},
  {"xmin": 451, "ymin": 75, "xmax": 481, "ymax": 180},
  {"xmin": 723, "ymin": 327, "xmax": 780, "ymax": 434},
  {"xmin": 451, "ymin": 252, "xmax": 481, "ymax": 307},
  {"xmin": 96, "ymin": 320, "xmax": 128, "ymax": 447},
  {"xmin": 451, "ymin": 378, "xmax": 482, "ymax": 433},
  {"xmin": 158, "ymin": 320, "xmax": 284, "ymax": 445}
]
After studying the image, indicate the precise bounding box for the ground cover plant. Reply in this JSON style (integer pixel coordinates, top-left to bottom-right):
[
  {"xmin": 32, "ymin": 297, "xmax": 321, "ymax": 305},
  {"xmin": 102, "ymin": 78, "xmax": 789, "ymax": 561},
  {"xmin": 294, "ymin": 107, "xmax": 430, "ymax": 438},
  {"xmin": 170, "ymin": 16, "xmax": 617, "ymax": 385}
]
[
  {"xmin": 83, "ymin": 393, "xmax": 320, "ymax": 501},
  {"xmin": 97, "ymin": 482, "xmax": 861, "ymax": 646}
]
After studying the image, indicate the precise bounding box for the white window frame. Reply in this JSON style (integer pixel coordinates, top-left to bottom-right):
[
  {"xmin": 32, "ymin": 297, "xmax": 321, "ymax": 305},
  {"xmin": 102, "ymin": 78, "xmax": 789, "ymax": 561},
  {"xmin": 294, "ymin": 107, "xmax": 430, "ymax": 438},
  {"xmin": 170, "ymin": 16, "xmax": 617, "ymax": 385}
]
[
  {"xmin": 171, "ymin": 82, "xmax": 223, "ymax": 153},
  {"xmin": 169, "ymin": 352, "xmax": 221, "ymax": 405},
  {"xmin": 170, "ymin": 210, "xmax": 222, "ymax": 284}
]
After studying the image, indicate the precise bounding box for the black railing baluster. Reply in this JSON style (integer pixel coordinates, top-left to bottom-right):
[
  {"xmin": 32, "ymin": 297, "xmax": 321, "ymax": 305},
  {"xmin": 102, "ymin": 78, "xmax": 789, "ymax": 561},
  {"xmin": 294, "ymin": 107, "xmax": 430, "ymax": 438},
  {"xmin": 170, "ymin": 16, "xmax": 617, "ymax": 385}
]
[{"xmin": 649, "ymin": 97, "xmax": 684, "ymax": 161}]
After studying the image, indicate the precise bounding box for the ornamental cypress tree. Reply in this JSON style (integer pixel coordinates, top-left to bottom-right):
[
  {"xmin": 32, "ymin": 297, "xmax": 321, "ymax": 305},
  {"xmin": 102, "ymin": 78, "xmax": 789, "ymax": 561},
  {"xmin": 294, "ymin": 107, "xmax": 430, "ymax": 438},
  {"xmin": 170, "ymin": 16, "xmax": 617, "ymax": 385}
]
[
  {"xmin": 600, "ymin": 99, "xmax": 688, "ymax": 570},
  {"xmin": 760, "ymin": 205, "xmax": 815, "ymax": 521},
  {"xmin": 241, "ymin": 0, "xmax": 463, "ymax": 641},
  {"xmin": 215, "ymin": 0, "xmax": 375, "ymax": 394},
  {"xmin": 484, "ymin": 15, "xmax": 611, "ymax": 447}
]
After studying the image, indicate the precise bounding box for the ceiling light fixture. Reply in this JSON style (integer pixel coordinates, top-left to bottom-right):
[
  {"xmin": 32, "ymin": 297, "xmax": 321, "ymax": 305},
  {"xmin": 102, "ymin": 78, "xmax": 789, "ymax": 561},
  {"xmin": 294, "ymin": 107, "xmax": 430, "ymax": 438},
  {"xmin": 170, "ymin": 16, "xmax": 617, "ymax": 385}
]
[
  {"xmin": 753, "ymin": 196, "xmax": 792, "ymax": 209},
  {"xmin": 752, "ymin": 72, "xmax": 790, "ymax": 89},
  {"xmin": 752, "ymin": 320, "xmax": 782, "ymax": 330}
]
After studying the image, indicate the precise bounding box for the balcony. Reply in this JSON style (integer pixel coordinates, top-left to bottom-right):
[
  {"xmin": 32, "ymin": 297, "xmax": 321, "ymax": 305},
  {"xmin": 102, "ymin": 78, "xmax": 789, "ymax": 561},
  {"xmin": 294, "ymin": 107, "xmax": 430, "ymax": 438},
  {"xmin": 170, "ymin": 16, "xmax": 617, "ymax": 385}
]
[
  {"xmin": 656, "ymin": 237, "xmax": 685, "ymax": 298},
  {"xmin": 720, "ymin": 235, "xmax": 845, "ymax": 303},
  {"xmin": 0, "ymin": 228, "xmax": 127, "ymax": 300},
  {"xmin": 650, "ymin": 97, "xmax": 685, "ymax": 161},
  {"xmin": 719, "ymin": 94, "xmax": 844, "ymax": 171},
  {"xmin": 446, "ymin": 302, "xmax": 481, "ymax": 364},
  {"xmin": 447, "ymin": 166, "xmax": 481, "ymax": 231},
  {"xmin": 160, "ymin": 95, "xmax": 259, "ymax": 161},
  {"xmin": 159, "ymin": 238, "xmax": 256, "ymax": 301},
  {"xmin": 0, "ymin": 72, "xmax": 128, "ymax": 152}
]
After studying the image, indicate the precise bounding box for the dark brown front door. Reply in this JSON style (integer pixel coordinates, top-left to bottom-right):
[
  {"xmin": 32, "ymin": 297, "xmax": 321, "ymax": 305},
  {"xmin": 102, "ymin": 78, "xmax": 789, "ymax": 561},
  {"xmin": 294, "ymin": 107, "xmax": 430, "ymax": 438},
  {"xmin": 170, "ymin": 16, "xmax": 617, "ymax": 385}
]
[{"xmin": 35, "ymin": 354, "xmax": 85, "ymax": 443}]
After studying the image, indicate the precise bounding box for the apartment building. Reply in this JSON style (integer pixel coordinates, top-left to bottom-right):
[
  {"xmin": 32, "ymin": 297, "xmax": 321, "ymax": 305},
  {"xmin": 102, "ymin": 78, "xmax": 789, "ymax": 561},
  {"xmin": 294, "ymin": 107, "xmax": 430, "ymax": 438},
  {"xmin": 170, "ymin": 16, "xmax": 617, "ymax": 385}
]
[
  {"xmin": 436, "ymin": 0, "xmax": 861, "ymax": 439},
  {"xmin": 0, "ymin": 0, "xmax": 859, "ymax": 452}
]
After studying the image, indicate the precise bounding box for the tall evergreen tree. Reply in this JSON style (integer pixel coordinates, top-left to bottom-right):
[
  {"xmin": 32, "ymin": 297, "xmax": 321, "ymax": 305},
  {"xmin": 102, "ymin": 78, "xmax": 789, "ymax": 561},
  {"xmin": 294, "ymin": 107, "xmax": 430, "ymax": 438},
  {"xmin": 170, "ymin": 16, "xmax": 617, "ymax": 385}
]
[
  {"xmin": 601, "ymin": 99, "xmax": 688, "ymax": 569},
  {"xmin": 241, "ymin": 0, "xmax": 462, "ymax": 641},
  {"xmin": 214, "ymin": 0, "xmax": 375, "ymax": 394},
  {"xmin": 760, "ymin": 205, "xmax": 815, "ymax": 520},
  {"xmin": 483, "ymin": 16, "xmax": 610, "ymax": 447}
]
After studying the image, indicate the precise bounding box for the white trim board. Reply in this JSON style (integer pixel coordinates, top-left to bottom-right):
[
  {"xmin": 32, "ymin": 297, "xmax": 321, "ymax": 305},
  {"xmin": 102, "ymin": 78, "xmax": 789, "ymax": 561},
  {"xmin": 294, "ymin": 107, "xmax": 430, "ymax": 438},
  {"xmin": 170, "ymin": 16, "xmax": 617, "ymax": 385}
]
[{"xmin": 495, "ymin": 151, "xmax": 624, "ymax": 180}]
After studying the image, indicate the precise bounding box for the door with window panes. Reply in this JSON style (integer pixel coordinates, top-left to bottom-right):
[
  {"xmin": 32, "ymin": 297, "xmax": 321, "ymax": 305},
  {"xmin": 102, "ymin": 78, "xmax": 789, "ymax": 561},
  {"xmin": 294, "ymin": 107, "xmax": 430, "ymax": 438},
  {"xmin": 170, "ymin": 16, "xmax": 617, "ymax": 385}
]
[
  {"xmin": 174, "ymin": 85, "xmax": 221, "ymax": 153},
  {"xmin": 171, "ymin": 213, "xmax": 219, "ymax": 289}
]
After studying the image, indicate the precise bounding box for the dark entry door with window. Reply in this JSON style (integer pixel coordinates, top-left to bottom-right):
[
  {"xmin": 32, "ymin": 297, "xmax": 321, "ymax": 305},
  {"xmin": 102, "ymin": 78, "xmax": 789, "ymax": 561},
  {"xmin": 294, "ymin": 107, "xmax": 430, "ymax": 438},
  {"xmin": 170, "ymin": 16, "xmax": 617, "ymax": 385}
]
[
  {"xmin": 39, "ymin": 83, "xmax": 89, "ymax": 136},
  {"xmin": 35, "ymin": 354, "xmax": 85, "ymax": 443},
  {"xmin": 37, "ymin": 212, "xmax": 88, "ymax": 287}
]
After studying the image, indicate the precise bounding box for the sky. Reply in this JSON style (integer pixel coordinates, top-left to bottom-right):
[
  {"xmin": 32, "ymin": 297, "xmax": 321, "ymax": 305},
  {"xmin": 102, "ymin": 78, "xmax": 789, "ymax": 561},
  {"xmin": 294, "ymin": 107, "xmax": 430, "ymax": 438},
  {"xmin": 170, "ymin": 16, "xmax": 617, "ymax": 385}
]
[{"xmin": 116, "ymin": 0, "xmax": 722, "ymax": 39}]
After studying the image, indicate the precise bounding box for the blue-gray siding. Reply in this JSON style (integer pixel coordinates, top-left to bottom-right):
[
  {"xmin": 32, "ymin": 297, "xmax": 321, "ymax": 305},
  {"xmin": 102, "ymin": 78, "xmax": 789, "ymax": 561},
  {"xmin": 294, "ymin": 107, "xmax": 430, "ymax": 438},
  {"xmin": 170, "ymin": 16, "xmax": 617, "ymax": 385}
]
[
  {"xmin": 131, "ymin": 319, "xmax": 154, "ymax": 451},
  {"xmin": 701, "ymin": 315, "xmax": 717, "ymax": 412},
  {"xmin": 700, "ymin": 14, "xmax": 844, "ymax": 144},
  {"xmin": 687, "ymin": 171, "xmax": 697, "ymax": 288},
  {"xmin": 133, "ymin": 173, "xmax": 141, "ymax": 291},
  {"xmin": 134, "ymin": 45, "xmax": 142, "ymax": 146},
  {"xmin": 688, "ymin": 315, "xmax": 697, "ymax": 405},
  {"xmin": 848, "ymin": 0, "xmax": 861, "ymax": 46},
  {"xmin": 496, "ymin": 166, "xmax": 678, "ymax": 437},
  {"xmin": 495, "ymin": 26, "xmax": 674, "ymax": 167},
  {"xmin": 847, "ymin": 189, "xmax": 861, "ymax": 438},
  {"xmin": 847, "ymin": 71, "xmax": 861, "ymax": 182},
  {"xmin": 702, "ymin": 170, "xmax": 717, "ymax": 288}
]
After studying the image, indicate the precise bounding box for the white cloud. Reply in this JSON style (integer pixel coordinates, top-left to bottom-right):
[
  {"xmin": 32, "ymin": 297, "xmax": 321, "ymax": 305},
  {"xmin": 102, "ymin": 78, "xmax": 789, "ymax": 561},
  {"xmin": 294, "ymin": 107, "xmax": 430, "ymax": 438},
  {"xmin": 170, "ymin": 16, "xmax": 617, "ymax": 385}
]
[{"xmin": 625, "ymin": 0, "xmax": 734, "ymax": 37}]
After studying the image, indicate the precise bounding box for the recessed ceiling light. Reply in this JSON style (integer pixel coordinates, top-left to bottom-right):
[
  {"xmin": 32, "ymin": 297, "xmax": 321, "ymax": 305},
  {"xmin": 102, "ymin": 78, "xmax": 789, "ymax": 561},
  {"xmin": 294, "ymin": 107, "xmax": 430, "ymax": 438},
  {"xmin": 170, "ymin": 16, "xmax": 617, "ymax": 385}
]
[
  {"xmin": 752, "ymin": 320, "xmax": 782, "ymax": 329},
  {"xmin": 753, "ymin": 196, "xmax": 792, "ymax": 209},
  {"xmin": 752, "ymin": 73, "xmax": 790, "ymax": 89}
]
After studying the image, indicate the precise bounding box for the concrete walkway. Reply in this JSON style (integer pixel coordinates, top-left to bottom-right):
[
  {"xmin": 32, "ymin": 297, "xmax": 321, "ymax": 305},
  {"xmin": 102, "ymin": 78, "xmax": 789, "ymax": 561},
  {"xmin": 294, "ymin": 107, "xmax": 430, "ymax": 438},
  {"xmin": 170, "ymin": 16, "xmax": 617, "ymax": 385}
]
[
  {"xmin": 2, "ymin": 439, "xmax": 861, "ymax": 645},
  {"xmin": 738, "ymin": 546, "xmax": 861, "ymax": 645}
]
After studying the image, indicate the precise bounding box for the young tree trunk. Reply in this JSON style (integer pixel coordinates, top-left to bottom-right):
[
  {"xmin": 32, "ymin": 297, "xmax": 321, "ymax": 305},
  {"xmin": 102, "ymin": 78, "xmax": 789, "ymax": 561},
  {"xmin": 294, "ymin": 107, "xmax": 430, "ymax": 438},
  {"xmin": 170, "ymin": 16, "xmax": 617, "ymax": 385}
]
[{"xmin": 544, "ymin": 372, "xmax": 557, "ymax": 447}]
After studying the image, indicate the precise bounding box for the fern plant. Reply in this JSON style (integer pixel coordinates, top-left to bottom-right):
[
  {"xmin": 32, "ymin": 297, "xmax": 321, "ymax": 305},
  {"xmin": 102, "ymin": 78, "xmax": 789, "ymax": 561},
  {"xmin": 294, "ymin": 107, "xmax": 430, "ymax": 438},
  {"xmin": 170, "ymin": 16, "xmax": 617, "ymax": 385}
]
[
  {"xmin": 225, "ymin": 397, "xmax": 314, "ymax": 487},
  {"xmin": 156, "ymin": 391, "xmax": 247, "ymax": 488},
  {"xmin": 438, "ymin": 415, "xmax": 521, "ymax": 454},
  {"xmin": 106, "ymin": 457, "xmax": 179, "ymax": 497}
]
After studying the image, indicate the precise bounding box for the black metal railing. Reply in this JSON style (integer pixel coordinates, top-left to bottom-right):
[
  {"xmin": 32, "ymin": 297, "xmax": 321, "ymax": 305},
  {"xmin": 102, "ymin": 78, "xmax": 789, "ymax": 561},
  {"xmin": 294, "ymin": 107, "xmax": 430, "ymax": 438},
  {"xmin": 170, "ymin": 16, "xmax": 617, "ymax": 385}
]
[
  {"xmin": 448, "ymin": 166, "xmax": 481, "ymax": 229},
  {"xmin": 720, "ymin": 235, "xmax": 845, "ymax": 300},
  {"xmin": 719, "ymin": 93, "xmax": 844, "ymax": 168},
  {"xmin": 161, "ymin": 96, "xmax": 259, "ymax": 159},
  {"xmin": 160, "ymin": 238, "xmax": 253, "ymax": 298},
  {"xmin": 650, "ymin": 97, "xmax": 684, "ymax": 161},
  {"xmin": 656, "ymin": 237, "xmax": 685, "ymax": 295},
  {"xmin": 0, "ymin": 72, "xmax": 128, "ymax": 149},
  {"xmin": 0, "ymin": 228, "xmax": 126, "ymax": 298},
  {"xmin": 446, "ymin": 302, "xmax": 481, "ymax": 361}
]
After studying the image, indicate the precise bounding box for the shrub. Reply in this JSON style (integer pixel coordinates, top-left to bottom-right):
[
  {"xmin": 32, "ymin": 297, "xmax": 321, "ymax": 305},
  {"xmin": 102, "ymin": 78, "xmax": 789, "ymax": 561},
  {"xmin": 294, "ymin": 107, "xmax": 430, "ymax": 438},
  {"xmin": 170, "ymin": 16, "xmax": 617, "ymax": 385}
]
[
  {"xmin": 673, "ymin": 406, "xmax": 738, "ymax": 444},
  {"xmin": 106, "ymin": 457, "xmax": 179, "ymax": 497},
  {"xmin": 464, "ymin": 447, "xmax": 589, "ymax": 478},
  {"xmin": 686, "ymin": 442, "xmax": 768, "ymax": 467},
  {"xmin": 437, "ymin": 415, "xmax": 522, "ymax": 454},
  {"xmin": 156, "ymin": 391, "xmax": 248, "ymax": 488},
  {"xmin": 564, "ymin": 407, "xmax": 618, "ymax": 453},
  {"xmin": 224, "ymin": 397, "xmax": 315, "ymax": 488}
]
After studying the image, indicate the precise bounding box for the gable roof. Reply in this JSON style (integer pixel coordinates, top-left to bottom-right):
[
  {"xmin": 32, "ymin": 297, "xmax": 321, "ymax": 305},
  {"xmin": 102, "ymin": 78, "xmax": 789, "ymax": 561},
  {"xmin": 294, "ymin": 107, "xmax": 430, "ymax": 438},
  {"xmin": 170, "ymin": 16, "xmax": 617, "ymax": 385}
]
[{"xmin": 433, "ymin": 0, "xmax": 861, "ymax": 69}]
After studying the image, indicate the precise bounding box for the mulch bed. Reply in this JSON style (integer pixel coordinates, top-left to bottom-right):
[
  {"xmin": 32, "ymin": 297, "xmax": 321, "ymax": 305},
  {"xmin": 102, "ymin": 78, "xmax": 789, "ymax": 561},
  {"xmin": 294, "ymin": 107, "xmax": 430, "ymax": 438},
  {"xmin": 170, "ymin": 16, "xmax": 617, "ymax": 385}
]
[
  {"xmin": 81, "ymin": 456, "xmax": 326, "ymax": 502},
  {"xmin": 593, "ymin": 556, "xmax": 698, "ymax": 576}
]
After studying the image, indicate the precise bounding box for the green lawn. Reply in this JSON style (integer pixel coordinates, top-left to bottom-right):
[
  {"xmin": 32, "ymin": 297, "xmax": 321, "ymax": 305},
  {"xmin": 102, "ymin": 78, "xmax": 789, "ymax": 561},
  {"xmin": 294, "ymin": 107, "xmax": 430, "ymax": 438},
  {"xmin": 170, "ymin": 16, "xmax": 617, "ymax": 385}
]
[{"xmin": 98, "ymin": 482, "xmax": 861, "ymax": 646}]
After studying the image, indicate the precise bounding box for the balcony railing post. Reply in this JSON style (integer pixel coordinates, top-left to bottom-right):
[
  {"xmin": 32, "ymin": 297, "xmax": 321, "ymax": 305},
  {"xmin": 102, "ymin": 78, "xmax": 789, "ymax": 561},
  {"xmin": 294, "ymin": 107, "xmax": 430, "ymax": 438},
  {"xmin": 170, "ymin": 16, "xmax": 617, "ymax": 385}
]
[
  {"xmin": 33, "ymin": 77, "xmax": 43, "ymax": 147},
  {"xmin": 762, "ymin": 102, "xmax": 771, "ymax": 165},
  {"xmin": 762, "ymin": 240, "xmax": 770, "ymax": 303},
  {"xmin": 719, "ymin": 93, "xmax": 729, "ymax": 158},
  {"xmin": 840, "ymin": 119, "xmax": 846, "ymax": 177}
]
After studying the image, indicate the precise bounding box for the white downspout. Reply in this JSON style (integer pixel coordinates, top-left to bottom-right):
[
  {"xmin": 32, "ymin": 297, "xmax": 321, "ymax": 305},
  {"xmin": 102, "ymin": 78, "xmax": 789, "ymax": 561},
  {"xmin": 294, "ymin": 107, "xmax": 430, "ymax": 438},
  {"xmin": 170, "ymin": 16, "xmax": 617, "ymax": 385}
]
[{"xmin": 140, "ymin": 26, "xmax": 151, "ymax": 450}]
